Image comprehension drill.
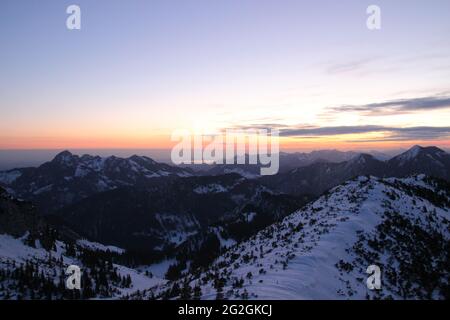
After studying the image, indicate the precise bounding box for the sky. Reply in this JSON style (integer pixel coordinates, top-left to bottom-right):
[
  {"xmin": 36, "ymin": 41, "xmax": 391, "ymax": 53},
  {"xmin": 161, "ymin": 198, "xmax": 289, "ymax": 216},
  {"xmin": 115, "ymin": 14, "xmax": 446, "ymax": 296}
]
[{"xmin": 1, "ymin": 0, "xmax": 450, "ymax": 154}]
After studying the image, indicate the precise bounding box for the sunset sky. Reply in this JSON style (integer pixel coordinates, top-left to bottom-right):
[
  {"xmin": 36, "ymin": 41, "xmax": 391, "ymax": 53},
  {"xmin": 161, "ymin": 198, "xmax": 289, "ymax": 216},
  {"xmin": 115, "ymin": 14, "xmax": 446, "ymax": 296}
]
[{"xmin": 1, "ymin": 0, "xmax": 450, "ymax": 152}]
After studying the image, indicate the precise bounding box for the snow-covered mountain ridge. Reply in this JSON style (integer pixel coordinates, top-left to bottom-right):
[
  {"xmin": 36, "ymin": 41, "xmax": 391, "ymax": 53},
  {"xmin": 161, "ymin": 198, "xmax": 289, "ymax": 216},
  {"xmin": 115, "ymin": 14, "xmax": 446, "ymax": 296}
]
[
  {"xmin": 145, "ymin": 175, "xmax": 449, "ymax": 300},
  {"xmin": 0, "ymin": 151, "xmax": 193, "ymax": 213}
]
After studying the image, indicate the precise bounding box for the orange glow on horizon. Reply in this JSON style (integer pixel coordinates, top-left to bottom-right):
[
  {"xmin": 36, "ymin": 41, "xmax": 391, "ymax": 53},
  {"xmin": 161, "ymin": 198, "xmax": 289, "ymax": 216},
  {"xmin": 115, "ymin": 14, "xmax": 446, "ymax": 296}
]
[
  {"xmin": 1, "ymin": 134, "xmax": 449, "ymax": 152},
  {"xmin": 0, "ymin": 135, "xmax": 172, "ymax": 150}
]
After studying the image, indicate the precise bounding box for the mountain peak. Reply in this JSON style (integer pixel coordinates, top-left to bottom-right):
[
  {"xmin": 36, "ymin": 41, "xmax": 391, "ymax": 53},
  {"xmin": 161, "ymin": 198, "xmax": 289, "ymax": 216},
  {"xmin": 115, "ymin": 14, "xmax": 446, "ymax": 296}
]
[
  {"xmin": 406, "ymin": 144, "xmax": 424, "ymax": 154},
  {"xmin": 357, "ymin": 153, "xmax": 375, "ymax": 159},
  {"xmin": 52, "ymin": 150, "xmax": 76, "ymax": 165},
  {"xmin": 128, "ymin": 154, "xmax": 144, "ymax": 161},
  {"xmin": 128, "ymin": 155, "xmax": 157, "ymax": 165},
  {"xmin": 57, "ymin": 150, "xmax": 73, "ymax": 155},
  {"xmin": 401, "ymin": 145, "xmax": 423, "ymax": 159},
  {"xmin": 388, "ymin": 145, "xmax": 450, "ymax": 178},
  {"xmin": 53, "ymin": 150, "xmax": 73, "ymax": 159},
  {"xmin": 398, "ymin": 145, "xmax": 446, "ymax": 161},
  {"xmin": 347, "ymin": 153, "xmax": 376, "ymax": 165}
]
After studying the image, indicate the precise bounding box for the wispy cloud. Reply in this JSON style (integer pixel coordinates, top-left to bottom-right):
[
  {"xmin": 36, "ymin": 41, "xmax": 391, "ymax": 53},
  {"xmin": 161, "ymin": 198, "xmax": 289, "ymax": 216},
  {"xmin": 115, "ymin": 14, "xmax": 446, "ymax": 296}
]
[
  {"xmin": 229, "ymin": 124, "xmax": 450, "ymax": 141},
  {"xmin": 278, "ymin": 125, "xmax": 450, "ymax": 142},
  {"xmin": 279, "ymin": 125, "xmax": 387, "ymax": 136},
  {"xmin": 329, "ymin": 94, "xmax": 450, "ymax": 115},
  {"xmin": 325, "ymin": 57, "xmax": 379, "ymax": 75},
  {"xmin": 228, "ymin": 123, "xmax": 290, "ymax": 131}
]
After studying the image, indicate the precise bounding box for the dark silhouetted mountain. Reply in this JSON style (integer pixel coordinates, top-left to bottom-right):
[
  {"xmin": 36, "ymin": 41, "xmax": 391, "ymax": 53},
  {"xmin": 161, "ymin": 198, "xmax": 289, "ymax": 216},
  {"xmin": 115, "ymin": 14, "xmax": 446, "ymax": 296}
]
[
  {"xmin": 205, "ymin": 163, "xmax": 263, "ymax": 179},
  {"xmin": 388, "ymin": 145, "xmax": 450, "ymax": 180},
  {"xmin": 0, "ymin": 151, "xmax": 193, "ymax": 213},
  {"xmin": 52, "ymin": 174, "xmax": 310, "ymax": 257},
  {"xmin": 365, "ymin": 150, "xmax": 392, "ymax": 161},
  {"xmin": 278, "ymin": 150, "xmax": 361, "ymax": 173},
  {"xmin": 262, "ymin": 146, "xmax": 450, "ymax": 196},
  {"xmin": 0, "ymin": 186, "xmax": 44, "ymax": 238},
  {"xmin": 201, "ymin": 150, "xmax": 360, "ymax": 178},
  {"xmin": 261, "ymin": 153, "xmax": 387, "ymax": 195}
]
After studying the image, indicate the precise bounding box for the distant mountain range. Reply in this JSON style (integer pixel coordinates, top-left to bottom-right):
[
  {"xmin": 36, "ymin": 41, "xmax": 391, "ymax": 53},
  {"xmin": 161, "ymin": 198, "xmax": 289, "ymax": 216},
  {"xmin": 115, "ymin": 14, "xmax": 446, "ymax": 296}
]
[
  {"xmin": 2, "ymin": 145, "xmax": 448, "ymax": 213},
  {"xmin": 195, "ymin": 149, "xmax": 371, "ymax": 176},
  {"xmin": 0, "ymin": 146, "xmax": 449, "ymax": 251},
  {"xmin": 194, "ymin": 146, "xmax": 450, "ymax": 182},
  {"xmin": 0, "ymin": 145, "xmax": 449, "ymax": 300},
  {"xmin": 0, "ymin": 151, "xmax": 193, "ymax": 213},
  {"xmin": 262, "ymin": 146, "xmax": 450, "ymax": 195}
]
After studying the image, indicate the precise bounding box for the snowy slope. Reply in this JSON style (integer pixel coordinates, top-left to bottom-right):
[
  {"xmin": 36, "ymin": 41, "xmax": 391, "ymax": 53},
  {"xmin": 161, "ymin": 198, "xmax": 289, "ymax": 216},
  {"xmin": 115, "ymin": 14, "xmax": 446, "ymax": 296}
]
[
  {"xmin": 0, "ymin": 234, "xmax": 165, "ymax": 300},
  {"xmin": 149, "ymin": 175, "xmax": 449, "ymax": 300}
]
